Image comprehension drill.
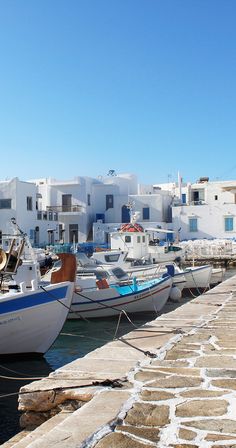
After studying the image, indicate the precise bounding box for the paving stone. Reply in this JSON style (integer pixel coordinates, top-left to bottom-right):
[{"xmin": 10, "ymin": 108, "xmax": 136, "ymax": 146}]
[
  {"xmin": 180, "ymin": 389, "xmax": 228, "ymax": 398},
  {"xmin": 178, "ymin": 428, "xmax": 197, "ymax": 441},
  {"xmin": 94, "ymin": 432, "xmax": 149, "ymax": 448},
  {"xmin": 149, "ymin": 375, "xmax": 202, "ymax": 389},
  {"xmin": 176, "ymin": 399, "xmax": 228, "ymax": 417},
  {"xmin": 213, "ymin": 445, "xmax": 236, "ymax": 448},
  {"xmin": 205, "ymin": 433, "xmax": 236, "ymax": 441},
  {"xmin": 134, "ymin": 370, "xmax": 169, "ymax": 382},
  {"xmin": 174, "ymin": 344, "xmax": 201, "ymax": 350},
  {"xmin": 115, "ymin": 425, "xmax": 160, "ymax": 442},
  {"xmin": 165, "ymin": 349, "xmax": 199, "ymax": 360},
  {"xmin": 151, "ymin": 367, "xmax": 201, "ymax": 377},
  {"xmin": 195, "ymin": 356, "xmax": 236, "ymax": 368},
  {"xmin": 169, "ymin": 444, "xmax": 198, "ymax": 448},
  {"xmin": 206, "ymin": 369, "xmax": 236, "ymax": 378},
  {"xmin": 125, "ymin": 403, "xmax": 169, "ymax": 426},
  {"xmin": 212, "ymin": 379, "xmax": 236, "ymax": 390},
  {"xmin": 184, "ymin": 419, "xmax": 236, "ymax": 433},
  {"xmin": 140, "ymin": 390, "xmax": 174, "ymax": 401},
  {"xmin": 151, "ymin": 360, "xmax": 190, "ymax": 368},
  {"xmin": 178, "ymin": 332, "xmax": 211, "ymax": 343}
]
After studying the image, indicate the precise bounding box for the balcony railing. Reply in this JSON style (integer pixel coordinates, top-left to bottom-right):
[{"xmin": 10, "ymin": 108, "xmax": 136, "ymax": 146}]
[{"xmin": 46, "ymin": 205, "xmax": 83, "ymax": 213}]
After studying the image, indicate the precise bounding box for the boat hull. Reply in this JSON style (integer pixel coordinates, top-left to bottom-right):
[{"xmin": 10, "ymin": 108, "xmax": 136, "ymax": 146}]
[
  {"xmin": 0, "ymin": 282, "xmax": 74, "ymax": 355},
  {"xmin": 69, "ymin": 276, "xmax": 172, "ymax": 319},
  {"xmin": 183, "ymin": 265, "xmax": 212, "ymax": 290}
]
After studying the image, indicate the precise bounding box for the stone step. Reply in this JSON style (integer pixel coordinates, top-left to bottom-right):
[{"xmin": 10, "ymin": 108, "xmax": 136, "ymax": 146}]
[
  {"xmin": 7, "ymin": 389, "xmax": 130, "ymax": 448},
  {"xmin": 2, "ymin": 411, "xmax": 72, "ymax": 448}
]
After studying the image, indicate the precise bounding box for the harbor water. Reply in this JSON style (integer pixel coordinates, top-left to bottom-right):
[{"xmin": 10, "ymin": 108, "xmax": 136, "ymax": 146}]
[{"xmin": 0, "ymin": 266, "xmax": 235, "ymax": 445}]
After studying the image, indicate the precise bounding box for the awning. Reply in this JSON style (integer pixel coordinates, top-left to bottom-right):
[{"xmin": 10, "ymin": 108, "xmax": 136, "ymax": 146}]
[{"xmin": 145, "ymin": 228, "xmax": 175, "ymax": 234}]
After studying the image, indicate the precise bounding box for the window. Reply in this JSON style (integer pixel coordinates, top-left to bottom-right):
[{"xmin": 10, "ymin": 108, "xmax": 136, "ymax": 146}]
[
  {"xmin": 37, "ymin": 211, "xmax": 42, "ymax": 220},
  {"xmin": 59, "ymin": 224, "xmax": 64, "ymax": 242},
  {"xmin": 106, "ymin": 194, "xmax": 114, "ymax": 210},
  {"xmin": 192, "ymin": 189, "xmax": 205, "ymax": 204},
  {"xmin": 125, "ymin": 235, "xmax": 131, "ymax": 243},
  {"xmin": 137, "ymin": 236, "xmax": 141, "ymax": 243},
  {"xmin": 87, "ymin": 194, "xmax": 91, "ymax": 206},
  {"xmin": 43, "ymin": 212, "xmax": 47, "ymax": 220},
  {"xmin": 215, "ymin": 195, "xmax": 218, "ymax": 201},
  {"xmin": 62, "ymin": 194, "xmax": 72, "ymax": 212},
  {"xmin": 189, "ymin": 217, "xmax": 198, "ymax": 232},
  {"xmin": 143, "ymin": 207, "xmax": 150, "ymax": 220},
  {"xmin": 182, "ymin": 193, "xmax": 186, "ymax": 204},
  {"xmin": 48, "ymin": 211, "xmax": 53, "ymax": 221},
  {"xmin": 142, "ymin": 236, "xmax": 145, "ymax": 242},
  {"xmin": 69, "ymin": 224, "xmax": 78, "ymax": 243},
  {"xmin": 27, "ymin": 196, "xmax": 33, "ymax": 211},
  {"xmin": 0, "ymin": 231, "xmax": 2, "ymax": 244},
  {"xmin": 104, "ymin": 254, "xmax": 120, "ymax": 263},
  {"xmin": 225, "ymin": 216, "xmax": 233, "ymax": 232},
  {"xmin": 0, "ymin": 199, "xmax": 11, "ymax": 209}
]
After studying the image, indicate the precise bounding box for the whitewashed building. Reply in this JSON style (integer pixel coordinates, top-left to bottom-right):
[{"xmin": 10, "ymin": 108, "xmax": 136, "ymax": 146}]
[
  {"xmin": 0, "ymin": 177, "xmax": 58, "ymax": 246},
  {"xmin": 33, "ymin": 172, "xmax": 139, "ymax": 245},
  {"xmin": 156, "ymin": 176, "xmax": 236, "ymax": 241}
]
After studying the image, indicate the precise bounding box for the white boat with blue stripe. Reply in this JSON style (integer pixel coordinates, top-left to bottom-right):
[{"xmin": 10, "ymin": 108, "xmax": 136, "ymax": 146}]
[
  {"xmin": 0, "ymin": 221, "xmax": 76, "ymax": 355},
  {"xmin": 69, "ymin": 274, "xmax": 172, "ymax": 319}
]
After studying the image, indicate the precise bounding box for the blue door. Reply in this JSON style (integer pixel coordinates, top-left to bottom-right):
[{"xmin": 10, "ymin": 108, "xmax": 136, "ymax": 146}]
[{"xmin": 122, "ymin": 205, "xmax": 130, "ymax": 223}]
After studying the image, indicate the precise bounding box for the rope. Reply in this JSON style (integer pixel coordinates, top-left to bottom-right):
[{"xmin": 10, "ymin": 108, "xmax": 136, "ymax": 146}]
[{"xmin": 0, "ymin": 364, "xmax": 45, "ymax": 378}]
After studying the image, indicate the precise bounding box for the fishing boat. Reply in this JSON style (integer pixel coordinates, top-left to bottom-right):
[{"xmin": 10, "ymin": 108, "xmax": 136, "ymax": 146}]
[
  {"xmin": 0, "ymin": 220, "xmax": 76, "ymax": 355},
  {"xmin": 69, "ymin": 271, "xmax": 173, "ymax": 319}
]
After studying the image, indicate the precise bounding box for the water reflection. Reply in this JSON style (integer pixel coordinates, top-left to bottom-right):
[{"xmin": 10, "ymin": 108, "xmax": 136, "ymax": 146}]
[{"xmin": 0, "ymin": 357, "xmax": 52, "ymax": 444}]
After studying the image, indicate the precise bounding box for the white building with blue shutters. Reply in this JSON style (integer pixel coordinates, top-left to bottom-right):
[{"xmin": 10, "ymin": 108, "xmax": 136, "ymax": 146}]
[{"xmin": 155, "ymin": 177, "xmax": 236, "ymax": 241}]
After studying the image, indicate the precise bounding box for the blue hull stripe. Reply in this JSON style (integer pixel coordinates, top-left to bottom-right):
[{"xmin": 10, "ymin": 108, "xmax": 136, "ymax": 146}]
[{"xmin": 0, "ymin": 285, "xmax": 68, "ymax": 315}]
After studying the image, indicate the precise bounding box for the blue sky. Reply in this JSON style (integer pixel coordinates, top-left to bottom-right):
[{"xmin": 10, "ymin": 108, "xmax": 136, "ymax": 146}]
[{"xmin": 0, "ymin": 0, "xmax": 235, "ymax": 185}]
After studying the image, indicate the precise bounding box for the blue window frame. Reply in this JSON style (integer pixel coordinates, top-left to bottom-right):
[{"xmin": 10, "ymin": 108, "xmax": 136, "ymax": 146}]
[
  {"xmin": 189, "ymin": 217, "xmax": 198, "ymax": 232},
  {"xmin": 143, "ymin": 207, "xmax": 150, "ymax": 220},
  {"xmin": 182, "ymin": 193, "xmax": 186, "ymax": 204},
  {"xmin": 225, "ymin": 217, "xmax": 233, "ymax": 232}
]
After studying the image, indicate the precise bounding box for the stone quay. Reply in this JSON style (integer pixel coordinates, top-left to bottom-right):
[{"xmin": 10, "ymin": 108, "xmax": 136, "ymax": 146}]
[{"xmin": 3, "ymin": 274, "xmax": 236, "ymax": 448}]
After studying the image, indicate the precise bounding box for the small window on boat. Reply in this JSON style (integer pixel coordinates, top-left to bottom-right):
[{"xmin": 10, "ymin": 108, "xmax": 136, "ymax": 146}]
[
  {"xmin": 43, "ymin": 212, "xmax": 47, "ymax": 220},
  {"xmin": 104, "ymin": 254, "xmax": 120, "ymax": 262},
  {"xmin": 48, "ymin": 211, "xmax": 53, "ymax": 221},
  {"xmin": 142, "ymin": 236, "xmax": 145, "ymax": 242},
  {"xmin": 215, "ymin": 195, "xmax": 218, "ymax": 200},
  {"xmin": 37, "ymin": 211, "xmax": 42, "ymax": 220},
  {"xmin": 125, "ymin": 235, "xmax": 131, "ymax": 243},
  {"xmin": 137, "ymin": 236, "xmax": 141, "ymax": 243},
  {"xmin": 112, "ymin": 267, "xmax": 127, "ymax": 279}
]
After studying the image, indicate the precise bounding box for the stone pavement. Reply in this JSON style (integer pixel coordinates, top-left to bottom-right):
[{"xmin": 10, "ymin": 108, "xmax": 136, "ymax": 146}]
[{"xmin": 3, "ymin": 274, "xmax": 236, "ymax": 448}]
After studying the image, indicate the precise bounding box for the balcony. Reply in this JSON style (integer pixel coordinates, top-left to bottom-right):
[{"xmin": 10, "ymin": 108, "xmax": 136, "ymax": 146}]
[
  {"xmin": 46, "ymin": 205, "xmax": 83, "ymax": 213},
  {"xmin": 190, "ymin": 200, "xmax": 206, "ymax": 206}
]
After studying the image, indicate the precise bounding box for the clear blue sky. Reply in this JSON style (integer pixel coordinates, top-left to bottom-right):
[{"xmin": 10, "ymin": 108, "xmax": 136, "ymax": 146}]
[{"xmin": 0, "ymin": 0, "xmax": 235, "ymax": 185}]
